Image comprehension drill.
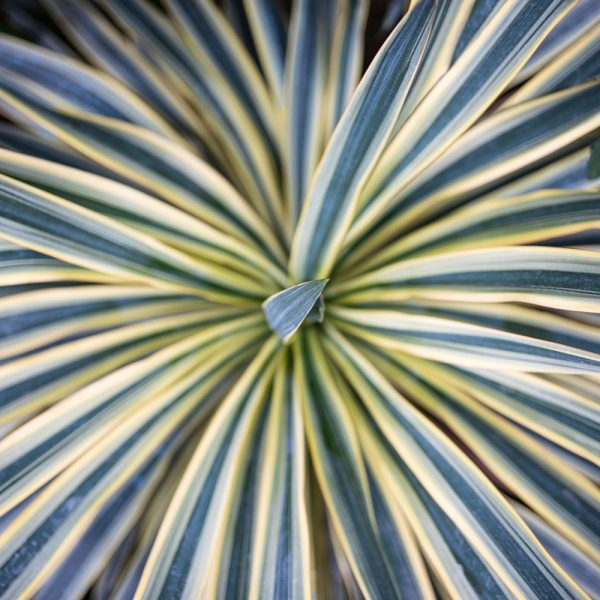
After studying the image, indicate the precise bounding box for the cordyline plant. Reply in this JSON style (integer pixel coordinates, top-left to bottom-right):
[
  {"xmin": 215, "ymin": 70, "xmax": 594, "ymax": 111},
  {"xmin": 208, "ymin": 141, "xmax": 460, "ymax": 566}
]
[{"xmin": 0, "ymin": 0, "xmax": 599, "ymax": 597}]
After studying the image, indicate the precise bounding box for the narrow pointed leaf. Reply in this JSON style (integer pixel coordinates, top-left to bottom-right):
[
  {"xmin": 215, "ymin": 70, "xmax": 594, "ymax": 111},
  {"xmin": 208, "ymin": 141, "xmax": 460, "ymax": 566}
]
[
  {"xmin": 330, "ymin": 306, "xmax": 600, "ymax": 373},
  {"xmin": 323, "ymin": 326, "xmax": 587, "ymax": 599},
  {"xmin": 392, "ymin": 0, "xmax": 476, "ymax": 132},
  {"xmin": 507, "ymin": 22, "xmax": 600, "ymax": 105},
  {"xmin": 0, "ymin": 149, "xmax": 288, "ymax": 288},
  {"xmin": 343, "ymin": 79, "xmax": 600, "ymax": 268},
  {"xmin": 331, "ymin": 247, "xmax": 600, "ymax": 313},
  {"xmin": 367, "ymin": 189, "xmax": 600, "ymax": 271},
  {"xmin": 134, "ymin": 338, "xmax": 279, "ymax": 599},
  {"xmin": 516, "ymin": 504, "xmax": 600, "ymax": 598},
  {"xmin": 293, "ymin": 330, "xmax": 403, "ymax": 599},
  {"xmin": 243, "ymin": 0, "xmax": 287, "ymax": 97},
  {"xmin": 0, "ymin": 35, "xmax": 175, "ymax": 138},
  {"xmin": 510, "ymin": 0, "xmax": 600, "ymax": 86},
  {"xmin": 357, "ymin": 416, "xmax": 513, "ymax": 599},
  {"xmin": 0, "ymin": 340, "xmax": 247, "ymax": 598},
  {"xmin": 284, "ymin": 0, "xmax": 329, "ymax": 230},
  {"xmin": 0, "ymin": 176, "xmax": 265, "ymax": 304},
  {"xmin": 289, "ymin": 0, "xmax": 435, "ymax": 279},
  {"xmin": 88, "ymin": 0, "xmax": 285, "ymax": 230},
  {"xmin": 371, "ymin": 352, "xmax": 600, "ymax": 561},
  {"xmin": 0, "ymin": 81, "xmax": 285, "ymax": 264},
  {"xmin": 248, "ymin": 353, "xmax": 312, "ymax": 599},
  {"xmin": 164, "ymin": 0, "xmax": 277, "ymax": 148},
  {"xmin": 325, "ymin": 0, "xmax": 370, "ymax": 133},
  {"xmin": 351, "ymin": 0, "xmax": 577, "ymax": 244},
  {"xmin": 44, "ymin": 0, "xmax": 206, "ymax": 141},
  {"xmin": 384, "ymin": 300, "xmax": 600, "ymax": 356},
  {"xmin": 0, "ymin": 317, "xmax": 265, "ymax": 515},
  {"xmin": 263, "ymin": 279, "xmax": 328, "ymax": 343}
]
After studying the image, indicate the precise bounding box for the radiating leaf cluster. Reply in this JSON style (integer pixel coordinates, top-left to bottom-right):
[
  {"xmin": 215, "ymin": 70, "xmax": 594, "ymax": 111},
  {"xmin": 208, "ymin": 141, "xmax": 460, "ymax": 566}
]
[{"xmin": 0, "ymin": 0, "xmax": 599, "ymax": 598}]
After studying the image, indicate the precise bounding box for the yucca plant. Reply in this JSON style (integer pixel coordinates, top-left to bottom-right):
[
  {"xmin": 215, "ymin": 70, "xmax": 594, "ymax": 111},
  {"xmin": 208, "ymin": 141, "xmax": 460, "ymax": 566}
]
[{"xmin": 0, "ymin": 0, "xmax": 599, "ymax": 597}]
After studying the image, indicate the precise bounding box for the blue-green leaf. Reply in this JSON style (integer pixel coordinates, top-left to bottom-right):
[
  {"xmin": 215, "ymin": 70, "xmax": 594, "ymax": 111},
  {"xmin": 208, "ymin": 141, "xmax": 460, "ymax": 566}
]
[
  {"xmin": 289, "ymin": 0, "xmax": 435, "ymax": 279},
  {"xmin": 262, "ymin": 279, "xmax": 328, "ymax": 343}
]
